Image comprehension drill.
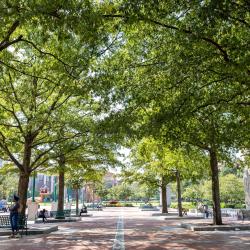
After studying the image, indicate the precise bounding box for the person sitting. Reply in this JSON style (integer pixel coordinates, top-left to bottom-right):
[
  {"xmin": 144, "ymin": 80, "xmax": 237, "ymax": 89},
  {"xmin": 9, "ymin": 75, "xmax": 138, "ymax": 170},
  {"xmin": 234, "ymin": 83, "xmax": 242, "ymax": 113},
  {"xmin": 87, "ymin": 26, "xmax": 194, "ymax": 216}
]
[
  {"xmin": 38, "ymin": 209, "xmax": 48, "ymax": 223},
  {"xmin": 80, "ymin": 205, "xmax": 87, "ymax": 216},
  {"xmin": 182, "ymin": 208, "xmax": 188, "ymax": 216}
]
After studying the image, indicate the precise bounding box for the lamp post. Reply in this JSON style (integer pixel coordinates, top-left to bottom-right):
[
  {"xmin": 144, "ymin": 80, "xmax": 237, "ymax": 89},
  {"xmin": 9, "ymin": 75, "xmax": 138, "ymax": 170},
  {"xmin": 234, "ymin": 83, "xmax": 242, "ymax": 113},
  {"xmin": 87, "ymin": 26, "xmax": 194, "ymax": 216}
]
[
  {"xmin": 10, "ymin": 188, "xmax": 14, "ymax": 205},
  {"xmin": 92, "ymin": 186, "xmax": 96, "ymax": 210},
  {"xmin": 32, "ymin": 172, "xmax": 36, "ymax": 202},
  {"xmin": 53, "ymin": 176, "xmax": 57, "ymax": 202},
  {"xmin": 67, "ymin": 187, "xmax": 70, "ymax": 203}
]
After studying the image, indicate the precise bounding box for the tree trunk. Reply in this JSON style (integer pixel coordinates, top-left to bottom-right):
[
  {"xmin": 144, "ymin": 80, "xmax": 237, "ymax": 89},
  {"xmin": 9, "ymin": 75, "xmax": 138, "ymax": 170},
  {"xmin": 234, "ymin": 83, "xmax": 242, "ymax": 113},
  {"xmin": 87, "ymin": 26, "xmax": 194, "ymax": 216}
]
[
  {"xmin": 75, "ymin": 189, "xmax": 79, "ymax": 215},
  {"xmin": 57, "ymin": 156, "xmax": 65, "ymax": 219},
  {"xmin": 161, "ymin": 177, "xmax": 168, "ymax": 213},
  {"xmin": 18, "ymin": 138, "xmax": 33, "ymax": 216},
  {"xmin": 210, "ymin": 149, "xmax": 222, "ymax": 225},
  {"xmin": 57, "ymin": 171, "xmax": 65, "ymax": 218},
  {"xmin": 18, "ymin": 171, "xmax": 30, "ymax": 216},
  {"xmin": 243, "ymin": 168, "xmax": 250, "ymax": 209},
  {"xmin": 176, "ymin": 170, "xmax": 183, "ymax": 217}
]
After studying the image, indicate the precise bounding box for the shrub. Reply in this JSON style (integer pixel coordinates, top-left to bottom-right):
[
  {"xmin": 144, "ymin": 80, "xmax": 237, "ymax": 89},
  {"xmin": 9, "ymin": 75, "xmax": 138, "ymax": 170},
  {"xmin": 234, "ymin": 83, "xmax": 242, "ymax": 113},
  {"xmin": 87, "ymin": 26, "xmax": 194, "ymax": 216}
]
[
  {"xmin": 105, "ymin": 204, "xmax": 116, "ymax": 207},
  {"xmin": 109, "ymin": 200, "xmax": 118, "ymax": 205},
  {"xmin": 226, "ymin": 203, "xmax": 235, "ymax": 208},
  {"xmin": 170, "ymin": 202, "xmax": 195, "ymax": 209},
  {"xmin": 220, "ymin": 202, "xmax": 226, "ymax": 208},
  {"xmin": 170, "ymin": 202, "xmax": 178, "ymax": 209},
  {"xmin": 234, "ymin": 204, "xmax": 246, "ymax": 209},
  {"xmin": 124, "ymin": 203, "xmax": 134, "ymax": 207}
]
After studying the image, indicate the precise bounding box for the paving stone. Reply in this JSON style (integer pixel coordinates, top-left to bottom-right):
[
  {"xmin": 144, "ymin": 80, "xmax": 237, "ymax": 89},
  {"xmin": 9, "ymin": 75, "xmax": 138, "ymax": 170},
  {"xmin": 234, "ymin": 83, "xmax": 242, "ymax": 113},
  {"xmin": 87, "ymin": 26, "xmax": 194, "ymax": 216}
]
[{"xmin": 0, "ymin": 207, "xmax": 249, "ymax": 250}]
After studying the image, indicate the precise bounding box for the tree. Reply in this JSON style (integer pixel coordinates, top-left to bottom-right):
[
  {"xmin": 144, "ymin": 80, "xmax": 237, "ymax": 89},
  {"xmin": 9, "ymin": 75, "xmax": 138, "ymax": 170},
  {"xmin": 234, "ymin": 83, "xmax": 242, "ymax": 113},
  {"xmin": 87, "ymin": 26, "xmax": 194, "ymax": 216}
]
[
  {"xmin": 0, "ymin": 2, "xmax": 121, "ymax": 215},
  {"xmin": 66, "ymin": 165, "xmax": 106, "ymax": 215},
  {"xmin": 0, "ymin": 168, "xmax": 19, "ymax": 200},
  {"xmin": 182, "ymin": 184, "xmax": 205, "ymax": 203},
  {"xmin": 0, "ymin": 1, "xmax": 118, "ymax": 79},
  {"xmin": 126, "ymin": 137, "xmax": 207, "ymax": 214},
  {"xmin": 106, "ymin": 183, "xmax": 132, "ymax": 201},
  {"xmin": 92, "ymin": 0, "xmax": 249, "ymax": 225},
  {"xmin": 0, "ymin": 69, "xmax": 79, "ymax": 214},
  {"xmin": 220, "ymin": 174, "xmax": 245, "ymax": 204}
]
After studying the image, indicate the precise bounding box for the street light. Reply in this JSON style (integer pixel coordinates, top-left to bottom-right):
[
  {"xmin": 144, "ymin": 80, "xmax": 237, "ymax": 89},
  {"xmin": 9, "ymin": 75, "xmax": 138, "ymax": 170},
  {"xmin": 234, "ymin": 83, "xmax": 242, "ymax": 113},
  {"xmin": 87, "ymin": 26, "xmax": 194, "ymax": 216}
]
[
  {"xmin": 32, "ymin": 172, "xmax": 36, "ymax": 202},
  {"xmin": 53, "ymin": 176, "xmax": 57, "ymax": 202}
]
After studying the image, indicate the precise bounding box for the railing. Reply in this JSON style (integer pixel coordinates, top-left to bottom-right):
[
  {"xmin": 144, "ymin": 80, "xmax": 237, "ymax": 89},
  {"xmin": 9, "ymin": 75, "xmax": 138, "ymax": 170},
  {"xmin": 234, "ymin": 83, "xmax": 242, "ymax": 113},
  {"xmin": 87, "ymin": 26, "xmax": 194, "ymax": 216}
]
[
  {"xmin": 220, "ymin": 208, "xmax": 241, "ymax": 219},
  {"xmin": 189, "ymin": 208, "xmax": 243, "ymax": 219}
]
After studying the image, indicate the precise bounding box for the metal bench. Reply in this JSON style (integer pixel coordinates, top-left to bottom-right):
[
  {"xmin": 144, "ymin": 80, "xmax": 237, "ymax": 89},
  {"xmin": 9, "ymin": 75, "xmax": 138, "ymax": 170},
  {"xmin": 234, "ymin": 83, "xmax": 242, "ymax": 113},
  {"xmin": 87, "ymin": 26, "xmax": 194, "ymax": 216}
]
[
  {"xmin": 70, "ymin": 209, "xmax": 80, "ymax": 215},
  {"xmin": 50, "ymin": 209, "xmax": 71, "ymax": 218},
  {"xmin": 240, "ymin": 210, "xmax": 250, "ymax": 221},
  {"xmin": 0, "ymin": 214, "xmax": 28, "ymax": 236}
]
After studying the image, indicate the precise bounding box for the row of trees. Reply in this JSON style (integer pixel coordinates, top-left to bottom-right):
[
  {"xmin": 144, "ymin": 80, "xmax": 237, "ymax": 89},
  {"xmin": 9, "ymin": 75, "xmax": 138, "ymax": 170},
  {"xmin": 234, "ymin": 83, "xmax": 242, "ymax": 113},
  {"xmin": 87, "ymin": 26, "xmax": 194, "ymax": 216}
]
[
  {"xmin": 182, "ymin": 174, "xmax": 245, "ymax": 206},
  {"xmin": 96, "ymin": 182, "xmax": 158, "ymax": 202},
  {"xmin": 0, "ymin": 1, "xmax": 122, "ymax": 216},
  {"xmin": 91, "ymin": 1, "xmax": 249, "ymax": 225},
  {"xmin": 0, "ymin": 1, "xmax": 249, "ymax": 224}
]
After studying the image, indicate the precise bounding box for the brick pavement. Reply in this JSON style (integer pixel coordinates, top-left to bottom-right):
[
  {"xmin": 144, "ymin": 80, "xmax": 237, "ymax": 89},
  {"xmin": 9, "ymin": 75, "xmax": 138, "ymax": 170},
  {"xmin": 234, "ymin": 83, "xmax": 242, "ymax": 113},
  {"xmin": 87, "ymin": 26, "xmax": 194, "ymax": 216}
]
[{"xmin": 0, "ymin": 207, "xmax": 250, "ymax": 249}]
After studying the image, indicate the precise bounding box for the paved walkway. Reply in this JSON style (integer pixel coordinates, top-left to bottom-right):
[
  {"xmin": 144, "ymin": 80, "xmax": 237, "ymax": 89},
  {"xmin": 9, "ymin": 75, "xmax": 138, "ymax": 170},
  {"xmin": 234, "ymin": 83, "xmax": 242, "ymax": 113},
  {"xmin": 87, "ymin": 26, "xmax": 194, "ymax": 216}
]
[{"xmin": 1, "ymin": 207, "xmax": 250, "ymax": 249}]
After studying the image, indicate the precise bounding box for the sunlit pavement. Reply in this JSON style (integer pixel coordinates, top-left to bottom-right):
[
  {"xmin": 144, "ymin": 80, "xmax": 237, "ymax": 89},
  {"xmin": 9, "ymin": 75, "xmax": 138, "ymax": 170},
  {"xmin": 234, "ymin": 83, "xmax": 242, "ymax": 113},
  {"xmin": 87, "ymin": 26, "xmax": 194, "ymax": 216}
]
[{"xmin": 1, "ymin": 207, "xmax": 250, "ymax": 249}]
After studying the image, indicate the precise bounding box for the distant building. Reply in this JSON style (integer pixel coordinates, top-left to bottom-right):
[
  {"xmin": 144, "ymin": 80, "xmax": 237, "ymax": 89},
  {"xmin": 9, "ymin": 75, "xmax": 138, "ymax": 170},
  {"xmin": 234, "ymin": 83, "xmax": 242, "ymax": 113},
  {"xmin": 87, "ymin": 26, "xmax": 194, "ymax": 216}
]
[
  {"xmin": 28, "ymin": 174, "xmax": 54, "ymax": 201},
  {"xmin": 103, "ymin": 172, "xmax": 118, "ymax": 188},
  {"xmin": 82, "ymin": 172, "xmax": 118, "ymax": 202}
]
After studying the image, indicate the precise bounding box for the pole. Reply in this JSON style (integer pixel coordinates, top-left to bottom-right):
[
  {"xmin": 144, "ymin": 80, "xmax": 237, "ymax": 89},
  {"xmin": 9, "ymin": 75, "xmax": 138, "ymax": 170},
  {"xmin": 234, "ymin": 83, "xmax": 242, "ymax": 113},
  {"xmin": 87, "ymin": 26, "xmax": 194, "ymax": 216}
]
[
  {"xmin": 32, "ymin": 172, "xmax": 36, "ymax": 202},
  {"xmin": 92, "ymin": 188, "xmax": 94, "ymax": 209},
  {"xmin": 67, "ymin": 188, "xmax": 70, "ymax": 202},
  {"xmin": 54, "ymin": 176, "xmax": 57, "ymax": 202}
]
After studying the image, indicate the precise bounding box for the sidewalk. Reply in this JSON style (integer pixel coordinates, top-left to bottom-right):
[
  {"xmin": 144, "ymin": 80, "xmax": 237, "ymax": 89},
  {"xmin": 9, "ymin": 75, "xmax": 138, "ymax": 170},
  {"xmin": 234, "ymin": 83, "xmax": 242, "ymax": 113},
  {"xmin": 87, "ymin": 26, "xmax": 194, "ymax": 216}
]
[
  {"xmin": 0, "ymin": 223, "xmax": 58, "ymax": 236},
  {"xmin": 0, "ymin": 207, "xmax": 250, "ymax": 250}
]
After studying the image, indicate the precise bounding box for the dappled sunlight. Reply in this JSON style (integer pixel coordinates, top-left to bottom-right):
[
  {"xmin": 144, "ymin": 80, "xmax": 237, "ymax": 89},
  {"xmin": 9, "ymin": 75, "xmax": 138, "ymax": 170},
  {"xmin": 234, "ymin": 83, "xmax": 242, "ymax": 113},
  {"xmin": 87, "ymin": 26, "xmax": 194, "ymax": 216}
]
[{"xmin": 1, "ymin": 207, "xmax": 250, "ymax": 249}]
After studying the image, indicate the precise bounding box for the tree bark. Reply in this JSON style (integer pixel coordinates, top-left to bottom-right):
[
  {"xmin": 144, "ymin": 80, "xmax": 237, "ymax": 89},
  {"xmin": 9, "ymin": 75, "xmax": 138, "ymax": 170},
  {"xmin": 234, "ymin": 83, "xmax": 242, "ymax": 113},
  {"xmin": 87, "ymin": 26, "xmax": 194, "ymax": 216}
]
[
  {"xmin": 75, "ymin": 189, "xmax": 79, "ymax": 215},
  {"xmin": 176, "ymin": 170, "xmax": 183, "ymax": 217},
  {"xmin": 161, "ymin": 176, "xmax": 168, "ymax": 213},
  {"xmin": 57, "ymin": 156, "xmax": 65, "ymax": 219},
  {"xmin": 210, "ymin": 149, "xmax": 222, "ymax": 225},
  {"xmin": 18, "ymin": 137, "xmax": 33, "ymax": 216},
  {"xmin": 18, "ymin": 171, "xmax": 30, "ymax": 216}
]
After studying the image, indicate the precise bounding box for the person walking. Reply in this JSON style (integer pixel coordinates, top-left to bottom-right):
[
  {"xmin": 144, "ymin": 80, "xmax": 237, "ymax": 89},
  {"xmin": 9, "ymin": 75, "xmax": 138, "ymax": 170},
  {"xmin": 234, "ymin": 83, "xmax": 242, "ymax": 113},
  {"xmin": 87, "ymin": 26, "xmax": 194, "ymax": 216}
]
[{"xmin": 9, "ymin": 195, "xmax": 20, "ymax": 238}]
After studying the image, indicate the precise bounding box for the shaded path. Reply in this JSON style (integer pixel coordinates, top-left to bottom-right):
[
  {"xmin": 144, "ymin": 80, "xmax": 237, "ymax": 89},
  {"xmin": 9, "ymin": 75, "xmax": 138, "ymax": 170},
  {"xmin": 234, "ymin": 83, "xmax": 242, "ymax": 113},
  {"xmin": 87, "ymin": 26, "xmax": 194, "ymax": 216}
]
[{"xmin": 1, "ymin": 207, "xmax": 250, "ymax": 249}]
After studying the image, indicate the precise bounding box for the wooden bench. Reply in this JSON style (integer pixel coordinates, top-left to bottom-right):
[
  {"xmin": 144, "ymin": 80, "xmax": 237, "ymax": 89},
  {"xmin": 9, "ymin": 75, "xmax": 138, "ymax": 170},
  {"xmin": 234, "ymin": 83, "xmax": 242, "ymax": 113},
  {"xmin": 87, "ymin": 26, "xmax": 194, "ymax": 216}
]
[
  {"xmin": 240, "ymin": 210, "xmax": 250, "ymax": 221},
  {"xmin": 0, "ymin": 214, "xmax": 28, "ymax": 236}
]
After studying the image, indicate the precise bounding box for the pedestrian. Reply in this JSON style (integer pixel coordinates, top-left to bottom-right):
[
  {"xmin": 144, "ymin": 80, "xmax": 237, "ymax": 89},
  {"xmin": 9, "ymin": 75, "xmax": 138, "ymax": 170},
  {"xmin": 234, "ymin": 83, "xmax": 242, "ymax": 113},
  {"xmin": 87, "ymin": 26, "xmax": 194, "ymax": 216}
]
[
  {"xmin": 203, "ymin": 204, "xmax": 209, "ymax": 218},
  {"xmin": 9, "ymin": 195, "xmax": 20, "ymax": 238}
]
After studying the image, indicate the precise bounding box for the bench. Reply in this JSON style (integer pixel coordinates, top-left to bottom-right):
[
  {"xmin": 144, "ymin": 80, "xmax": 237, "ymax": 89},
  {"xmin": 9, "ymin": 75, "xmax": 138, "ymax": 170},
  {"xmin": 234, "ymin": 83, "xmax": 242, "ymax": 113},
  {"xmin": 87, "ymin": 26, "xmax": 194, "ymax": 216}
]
[
  {"xmin": 0, "ymin": 214, "xmax": 28, "ymax": 236},
  {"xmin": 50, "ymin": 209, "xmax": 71, "ymax": 218},
  {"xmin": 70, "ymin": 209, "xmax": 82, "ymax": 215},
  {"xmin": 240, "ymin": 210, "xmax": 250, "ymax": 221}
]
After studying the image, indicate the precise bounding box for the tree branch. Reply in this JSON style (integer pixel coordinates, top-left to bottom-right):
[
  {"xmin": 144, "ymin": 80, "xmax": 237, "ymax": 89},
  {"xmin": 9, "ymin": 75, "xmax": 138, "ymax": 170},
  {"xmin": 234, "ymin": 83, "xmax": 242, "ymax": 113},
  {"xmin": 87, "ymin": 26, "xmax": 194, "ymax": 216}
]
[
  {"xmin": 20, "ymin": 38, "xmax": 77, "ymax": 69},
  {"xmin": 0, "ymin": 20, "xmax": 23, "ymax": 52},
  {"xmin": 0, "ymin": 131, "xmax": 23, "ymax": 170},
  {"xmin": 0, "ymin": 60, "xmax": 56, "ymax": 83},
  {"xmin": 103, "ymin": 14, "xmax": 230, "ymax": 62}
]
